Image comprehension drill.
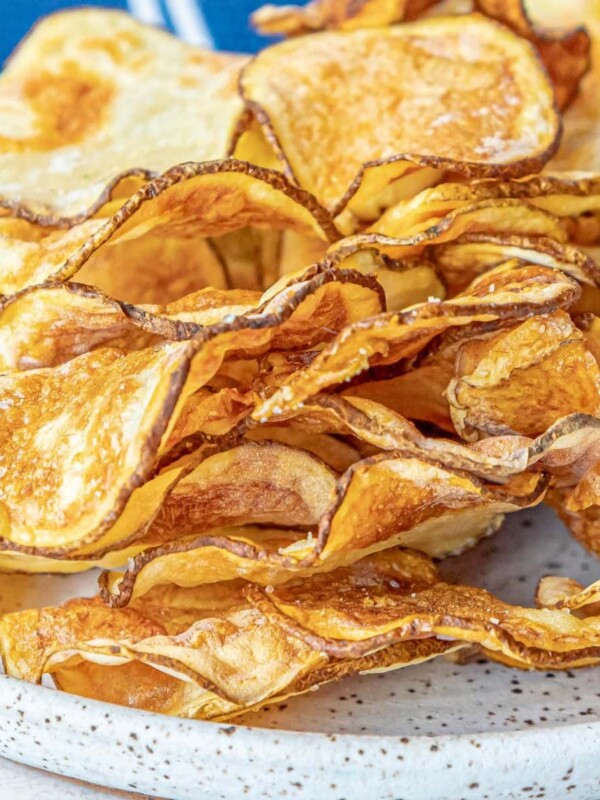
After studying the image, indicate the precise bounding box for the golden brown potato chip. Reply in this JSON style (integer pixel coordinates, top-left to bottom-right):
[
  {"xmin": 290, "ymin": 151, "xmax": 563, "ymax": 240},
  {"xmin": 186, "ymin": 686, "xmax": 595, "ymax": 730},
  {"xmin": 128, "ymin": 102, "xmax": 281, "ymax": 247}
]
[
  {"xmin": 433, "ymin": 234, "xmax": 600, "ymax": 295},
  {"xmin": 0, "ymin": 343, "xmax": 195, "ymax": 555},
  {"xmin": 253, "ymin": 262, "xmax": 580, "ymax": 420},
  {"xmin": 0, "ymin": 159, "xmax": 339, "ymax": 299},
  {"xmin": 251, "ymin": 555, "xmax": 600, "ymax": 668},
  {"xmin": 547, "ymin": 489, "xmax": 600, "ymax": 556},
  {"xmin": 536, "ymin": 575, "xmax": 600, "ymax": 616},
  {"xmin": 0, "ymin": 10, "xmax": 247, "ymax": 223},
  {"xmin": 366, "ymin": 175, "xmax": 600, "ymax": 250},
  {"xmin": 143, "ymin": 440, "xmax": 338, "ymax": 544},
  {"xmin": 0, "ymin": 260, "xmax": 384, "ymax": 373},
  {"xmin": 101, "ymin": 447, "xmax": 545, "ymax": 606},
  {"xmin": 1, "ymin": 554, "xmax": 462, "ymax": 718},
  {"xmin": 240, "ymin": 15, "xmax": 559, "ymax": 218},
  {"xmin": 335, "ymin": 200, "xmax": 568, "ymax": 259},
  {"xmin": 8, "ymin": 549, "xmax": 600, "ymax": 719},
  {"xmin": 446, "ymin": 311, "xmax": 600, "ymax": 440},
  {"xmin": 251, "ymin": 0, "xmax": 439, "ymax": 35}
]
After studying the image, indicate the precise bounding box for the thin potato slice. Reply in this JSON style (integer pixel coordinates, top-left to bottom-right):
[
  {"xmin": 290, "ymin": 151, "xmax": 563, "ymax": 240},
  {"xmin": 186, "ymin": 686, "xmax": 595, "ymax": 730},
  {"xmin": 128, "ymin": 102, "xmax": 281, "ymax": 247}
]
[
  {"xmin": 0, "ymin": 262, "xmax": 384, "ymax": 372},
  {"xmin": 241, "ymin": 16, "xmax": 559, "ymax": 217},
  {"xmin": 446, "ymin": 311, "xmax": 600, "ymax": 440},
  {"xmin": 251, "ymin": 552, "xmax": 600, "ymax": 668},
  {"xmin": 0, "ymin": 343, "xmax": 194, "ymax": 554},
  {"xmin": 253, "ymin": 262, "xmax": 580, "ymax": 420},
  {"xmin": 369, "ymin": 175, "xmax": 600, "ymax": 247},
  {"xmin": 0, "ymin": 159, "xmax": 339, "ymax": 299},
  {"xmin": 0, "ymin": 10, "xmax": 247, "ymax": 223},
  {"xmin": 100, "ymin": 449, "xmax": 545, "ymax": 606},
  {"xmin": 5, "ymin": 551, "xmax": 600, "ymax": 721},
  {"xmin": 433, "ymin": 234, "xmax": 600, "ymax": 295},
  {"xmin": 0, "ymin": 557, "xmax": 458, "ymax": 719},
  {"xmin": 547, "ymin": 489, "xmax": 600, "ymax": 556}
]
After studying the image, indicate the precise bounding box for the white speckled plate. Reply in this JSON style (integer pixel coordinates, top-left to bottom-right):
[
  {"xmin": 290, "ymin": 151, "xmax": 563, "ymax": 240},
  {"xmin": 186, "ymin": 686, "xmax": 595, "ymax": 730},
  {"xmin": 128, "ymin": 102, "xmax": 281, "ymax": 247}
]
[{"xmin": 0, "ymin": 505, "xmax": 598, "ymax": 800}]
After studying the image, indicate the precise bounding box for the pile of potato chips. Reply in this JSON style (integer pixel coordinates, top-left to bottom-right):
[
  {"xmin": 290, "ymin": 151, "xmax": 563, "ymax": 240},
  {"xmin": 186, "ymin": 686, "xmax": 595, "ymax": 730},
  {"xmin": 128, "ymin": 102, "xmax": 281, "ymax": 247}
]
[{"xmin": 0, "ymin": 0, "xmax": 600, "ymax": 721}]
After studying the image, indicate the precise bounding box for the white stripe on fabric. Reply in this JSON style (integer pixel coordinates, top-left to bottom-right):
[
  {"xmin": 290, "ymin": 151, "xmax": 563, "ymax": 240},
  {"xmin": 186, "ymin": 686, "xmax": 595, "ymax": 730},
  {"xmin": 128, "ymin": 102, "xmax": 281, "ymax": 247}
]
[
  {"xmin": 165, "ymin": 0, "xmax": 214, "ymax": 48},
  {"xmin": 128, "ymin": 0, "xmax": 166, "ymax": 25}
]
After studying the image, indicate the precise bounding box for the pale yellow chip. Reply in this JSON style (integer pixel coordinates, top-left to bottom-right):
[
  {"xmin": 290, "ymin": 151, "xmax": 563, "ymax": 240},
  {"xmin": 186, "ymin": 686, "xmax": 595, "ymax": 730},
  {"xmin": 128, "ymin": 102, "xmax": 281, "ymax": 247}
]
[{"xmin": 0, "ymin": 10, "xmax": 247, "ymax": 222}]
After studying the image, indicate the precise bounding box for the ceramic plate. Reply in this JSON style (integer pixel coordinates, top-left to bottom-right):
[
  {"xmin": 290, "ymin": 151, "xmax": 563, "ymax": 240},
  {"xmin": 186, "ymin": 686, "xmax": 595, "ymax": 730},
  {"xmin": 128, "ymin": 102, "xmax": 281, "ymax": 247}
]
[{"xmin": 0, "ymin": 505, "xmax": 598, "ymax": 800}]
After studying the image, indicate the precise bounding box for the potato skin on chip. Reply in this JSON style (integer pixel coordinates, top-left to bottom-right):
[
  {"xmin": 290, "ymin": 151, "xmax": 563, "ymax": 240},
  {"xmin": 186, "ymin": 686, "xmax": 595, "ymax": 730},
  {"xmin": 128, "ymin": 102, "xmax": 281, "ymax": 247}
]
[
  {"xmin": 241, "ymin": 15, "xmax": 560, "ymax": 216},
  {"xmin": 0, "ymin": 10, "xmax": 248, "ymax": 223}
]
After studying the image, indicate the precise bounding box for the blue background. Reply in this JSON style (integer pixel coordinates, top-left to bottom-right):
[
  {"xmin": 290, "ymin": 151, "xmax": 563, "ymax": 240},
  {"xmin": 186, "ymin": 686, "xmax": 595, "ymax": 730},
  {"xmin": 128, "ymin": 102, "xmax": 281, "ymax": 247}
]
[{"xmin": 0, "ymin": 0, "xmax": 292, "ymax": 63}]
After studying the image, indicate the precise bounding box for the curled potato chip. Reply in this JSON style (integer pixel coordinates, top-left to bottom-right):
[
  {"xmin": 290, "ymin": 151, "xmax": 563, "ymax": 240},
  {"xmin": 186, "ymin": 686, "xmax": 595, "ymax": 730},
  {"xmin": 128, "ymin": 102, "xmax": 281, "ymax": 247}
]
[
  {"xmin": 101, "ymin": 445, "xmax": 546, "ymax": 606},
  {"xmin": 0, "ymin": 10, "xmax": 248, "ymax": 223},
  {"xmin": 0, "ymin": 343, "xmax": 195, "ymax": 555},
  {"xmin": 250, "ymin": 553, "xmax": 600, "ymax": 668},
  {"xmin": 253, "ymin": 262, "xmax": 580, "ymax": 420},
  {"xmin": 547, "ymin": 489, "xmax": 600, "ymax": 556},
  {"xmin": 7, "ymin": 551, "xmax": 600, "ymax": 719},
  {"xmin": 1, "ymin": 556, "xmax": 460, "ymax": 719},
  {"xmin": 251, "ymin": 0, "xmax": 439, "ymax": 35},
  {"xmin": 368, "ymin": 175, "xmax": 600, "ymax": 247},
  {"xmin": 144, "ymin": 440, "xmax": 338, "ymax": 544},
  {"xmin": 446, "ymin": 311, "xmax": 600, "ymax": 440},
  {"xmin": 0, "ymin": 159, "xmax": 339, "ymax": 299},
  {"xmin": 474, "ymin": 0, "xmax": 591, "ymax": 109},
  {"xmin": 240, "ymin": 15, "xmax": 560, "ymax": 217},
  {"xmin": 0, "ymin": 262, "xmax": 383, "ymax": 372},
  {"xmin": 536, "ymin": 575, "xmax": 600, "ymax": 616},
  {"xmin": 433, "ymin": 234, "xmax": 600, "ymax": 295},
  {"xmin": 335, "ymin": 200, "xmax": 568, "ymax": 259}
]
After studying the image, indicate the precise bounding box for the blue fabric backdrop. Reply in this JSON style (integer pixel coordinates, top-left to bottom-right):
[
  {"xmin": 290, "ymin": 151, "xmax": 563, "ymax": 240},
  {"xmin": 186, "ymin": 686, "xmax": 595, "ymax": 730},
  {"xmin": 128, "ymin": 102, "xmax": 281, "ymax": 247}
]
[{"xmin": 1, "ymin": 0, "xmax": 292, "ymax": 63}]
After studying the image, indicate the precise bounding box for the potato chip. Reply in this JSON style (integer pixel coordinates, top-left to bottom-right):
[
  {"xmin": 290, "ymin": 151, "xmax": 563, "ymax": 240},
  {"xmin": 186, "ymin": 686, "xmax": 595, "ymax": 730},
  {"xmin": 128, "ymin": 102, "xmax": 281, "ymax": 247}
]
[
  {"xmin": 0, "ymin": 343, "xmax": 196, "ymax": 555},
  {"xmin": 433, "ymin": 234, "xmax": 600, "ymax": 295},
  {"xmin": 547, "ymin": 489, "xmax": 600, "ymax": 556},
  {"xmin": 254, "ymin": 262, "xmax": 580, "ymax": 420},
  {"xmin": 0, "ymin": 10, "xmax": 247, "ymax": 222},
  {"xmin": 0, "ymin": 159, "xmax": 340, "ymax": 301},
  {"xmin": 251, "ymin": 552, "xmax": 600, "ymax": 668},
  {"xmin": 0, "ymin": 261, "xmax": 383, "ymax": 372},
  {"xmin": 101, "ymin": 449, "xmax": 545, "ymax": 606},
  {"xmin": 1, "ymin": 557, "xmax": 459, "ymax": 719},
  {"xmin": 6, "ymin": 551, "xmax": 599, "ymax": 720},
  {"xmin": 446, "ymin": 311, "xmax": 600, "ymax": 440},
  {"xmin": 367, "ymin": 175, "xmax": 600, "ymax": 249},
  {"xmin": 240, "ymin": 15, "xmax": 559, "ymax": 217}
]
